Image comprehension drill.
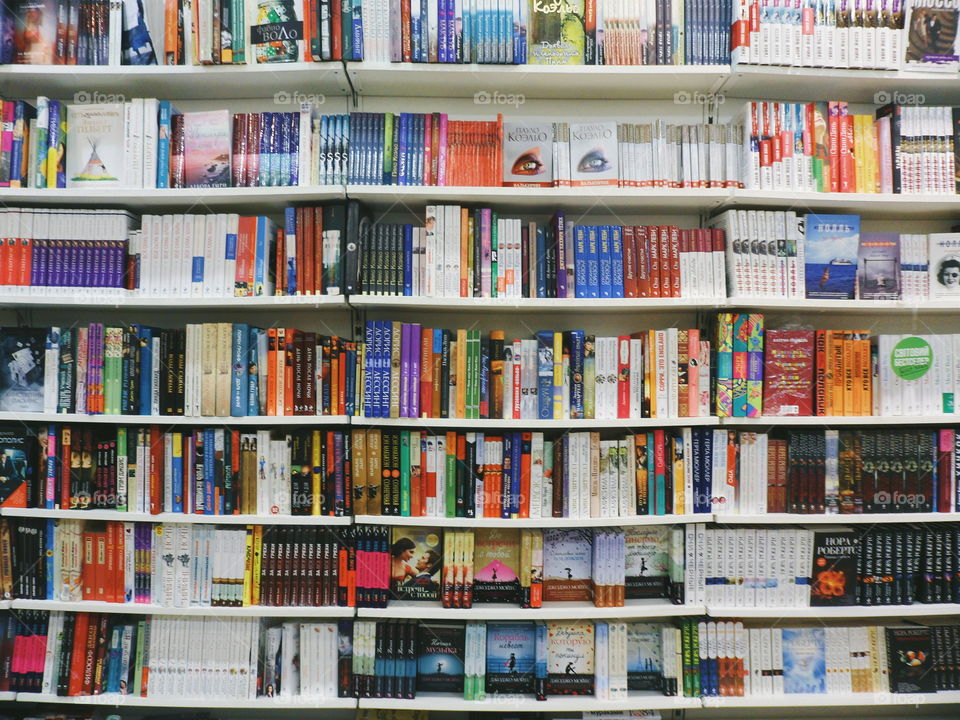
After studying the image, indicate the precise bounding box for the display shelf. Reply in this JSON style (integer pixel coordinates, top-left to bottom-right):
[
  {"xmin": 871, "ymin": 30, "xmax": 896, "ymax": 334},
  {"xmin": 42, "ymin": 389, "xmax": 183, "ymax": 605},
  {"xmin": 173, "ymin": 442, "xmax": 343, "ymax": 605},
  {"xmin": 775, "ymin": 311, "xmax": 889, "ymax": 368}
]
[
  {"xmin": 0, "ymin": 507, "xmax": 352, "ymax": 525},
  {"xmin": 715, "ymin": 512, "xmax": 959, "ymax": 525},
  {"xmin": 357, "ymin": 692, "xmax": 699, "ymax": 712},
  {"xmin": 707, "ymin": 604, "xmax": 960, "ymax": 619},
  {"xmin": 724, "ymin": 297, "xmax": 960, "ymax": 314},
  {"xmin": 349, "ymin": 295, "xmax": 714, "ymax": 312},
  {"xmin": 358, "ymin": 599, "xmax": 702, "ymax": 620},
  {"xmin": 350, "ymin": 416, "xmax": 718, "ymax": 429},
  {"xmin": 721, "ymin": 415, "xmax": 960, "ymax": 427},
  {"xmin": 0, "ymin": 294, "xmax": 348, "ymax": 311},
  {"xmin": 0, "ymin": 186, "xmax": 345, "ymax": 212},
  {"xmin": 0, "ymin": 693, "xmax": 14, "ymax": 702},
  {"xmin": 11, "ymin": 599, "xmax": 354, "ymax": 617},
  {"xmin": 0, "ymin": 63, "xmax": 352, "ymax": 101},
  {"xmin": 345, "ymin": 62, "xmax": 730, "ymax": 99},
  {"xmin": 0, "ymin": 412, "xmax": 350, "ymax": 426},
  {"xmin": 728, "ymin": 189, "xmax": 960, "ymax": 219},
  {"xmin": 354, "ymin": 513, "xmax": 705, "ymax": 527},
  {"xmin": 346, "ymin": 185, "xmax": 730, "ymax": 213},
  {"xmin": 14, "ymin": 694, "xmax": 358, "ymax": 709},
  {"xmin": 701, "ymin": 691, "xmax": 960, "ymax": 708}
]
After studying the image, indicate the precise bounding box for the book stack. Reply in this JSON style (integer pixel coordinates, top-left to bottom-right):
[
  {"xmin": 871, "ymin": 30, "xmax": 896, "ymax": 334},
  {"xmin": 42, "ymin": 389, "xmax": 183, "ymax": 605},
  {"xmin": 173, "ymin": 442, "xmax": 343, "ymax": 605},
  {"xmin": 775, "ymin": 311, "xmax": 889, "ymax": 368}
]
[
  {"xmin": 361, "ymin": 324, "xmax": 711, "ymax": 420},
  {"xmin": 10, "ymin": 518, "xmax": 353, "ymax": 607}
]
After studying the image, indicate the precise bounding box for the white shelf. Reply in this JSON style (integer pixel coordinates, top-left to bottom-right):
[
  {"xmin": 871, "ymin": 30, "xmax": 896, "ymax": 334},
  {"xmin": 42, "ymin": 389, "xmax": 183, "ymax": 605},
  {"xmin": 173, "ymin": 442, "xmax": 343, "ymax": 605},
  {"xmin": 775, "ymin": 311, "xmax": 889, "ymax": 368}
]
[
  {"xmin": 11, "ymin": 598, "xmax": 354, "ymax": 617},
  {"xmin": 702, "ymin": 691, "xmax": 960, "ymax": 708},
  {"xmin": 725, "ymin": 297, "xmax": 960, "ymax": 315},
  {"xmin": 708, "ymin": 604, "xmax": 960, "ymax": 619},
  {"xmin": 0, "ymin": 692, "xmax": 14, "ymax": 701},
  {"xmin": 0, "ymin": 294, "xmax": 348, "ymax": 311},
  {"xmin": 0, "ymin": 507, "xmax": 352, "ymax": 525},
  {"xmin": 350, "ymin": 295, "xmax": 715, "ymax": 312},
  {"xmin": 346, "ymin": 62, "xmax": 729, "ymax": 99},
  {"xmin": 0, "ymin": 185, "xmax": 344, "ymax": 212},
  {"xmin": 358, "ymin": 599, "xmax": 701, "ymax": 620},
  {"xmin": 0, "ymin": 63, "xmax": 352, "ymax": 101},
  {"xmin": 355, "ymin": 513, "xmax": 705, "ymax": 528},
  {"xmin": 351, "ymin": 416, "xmax": 718, "ymax": 429},
  {"xmin": 716, "ymin": 512, "xmax": 959, "ymax": 525},
  {"xmin": 0, "ymin": 411, "xmax": 350, "ymax": 426},
  {"xmin": 720, "ymin": 414, "xmax": 960, "ymax": 427},
  {"xmin": 14, "ymin": 693, "xmax": 357, "ymax": 709},
  {"xmin": 357, "ymin": 691, "xmax": 699, "ymax": 712},
  {"xmin": 729, "ymin": 189, "xmax": 960, "ymax": 219}
]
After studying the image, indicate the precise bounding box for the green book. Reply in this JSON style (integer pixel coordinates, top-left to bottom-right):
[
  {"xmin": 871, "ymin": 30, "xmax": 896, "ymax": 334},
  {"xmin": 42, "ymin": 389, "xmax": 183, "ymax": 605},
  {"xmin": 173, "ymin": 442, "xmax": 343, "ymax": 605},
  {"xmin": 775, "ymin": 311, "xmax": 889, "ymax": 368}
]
[
  {"xmin": 116, "ymin": 427, "xmax": 127, "ymax": 512},
  {"xmin": 400, "ymin": 430, "xmax": 411, "ymax": 516},
  {"xmin": 132, "ymin": 619, "xmax": 146, "ymax": 696},
  {"xmin": 445, "ymin": 439, "xmax": 457, "ymax": 518},
  {"xmin": 490, "ymin": 211, "xmax": 498, "ymax": 297}
]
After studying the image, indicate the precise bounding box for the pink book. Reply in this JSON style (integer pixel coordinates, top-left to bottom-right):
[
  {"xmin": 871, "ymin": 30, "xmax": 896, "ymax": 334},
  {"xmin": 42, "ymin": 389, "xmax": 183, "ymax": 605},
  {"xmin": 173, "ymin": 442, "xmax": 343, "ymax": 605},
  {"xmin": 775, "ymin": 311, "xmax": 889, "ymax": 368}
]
[
  {"xmin": 876, "ymin": 115, "xmax": 893, "ymax": 194},
  {"xmin": 437, "ymin": 114, "xmax": 449, "ymax": 186},
  {"xmin": 75, "ymin": 326, "xmax": 88, "ymax": 414},
  {"xmin": 687, "ymin": 329, "xmax": 700, "ymax": 417},
  {"xmin": 410, "ymin": 324, "xmax": 421, "ymax": 418},
  {"xmin": 423, "ymin": 114, "xmax": 433, "ymax": 186},
  {"xmin": 0, "ymin": 102, "xmax": 12, "ymax": 188},
  {"xmin": 183, "ymin": 109, "xmax": 232, "ymax": 189},
  {"xmin": 480, "ymin": 208, "xmax": 492, "ymax": 297},
  {"xmin": 512, "ymin": 339, "xmax": 522, "ymax": 419}
]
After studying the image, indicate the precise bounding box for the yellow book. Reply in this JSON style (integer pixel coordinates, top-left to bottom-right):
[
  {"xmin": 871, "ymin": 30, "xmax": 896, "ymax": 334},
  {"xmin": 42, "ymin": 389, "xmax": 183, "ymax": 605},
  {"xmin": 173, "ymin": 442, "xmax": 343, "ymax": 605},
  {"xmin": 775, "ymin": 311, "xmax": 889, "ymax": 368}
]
[
  {"xmin": 311, "ymin": 429, "xmax": 322, "ymax": 515},
  {"xmin": 456, "ymin": 328, "xmax": 467, "ymax": 418},
  {"xmin": 552, "ymin": 331, "xmax": 563, "ymax": 419},
  {"xmin": 459, "ymin": 207, "xmax": 470, "ymax": 297},
  {"xmin": 647, "ymin": 329, "xmax": 656, "ymax": 418},
  {"xmin": 242, "ymin": 526, "xmax": 254, "ymax": 606},
  {"xmin": 355, "ymin": 342, "xmax": 365, "ymax": 415},
  {"xmin": 463, "ymin": 530, "xmax": 474, "ymax": 604},
  {"xmin": 865, "ymin": 119, "xmax": 879, "ymax": 194},
  {"xmin": 171, "ymin": 432, "xmax": 183, "ymax": 508},
  {"xmin": 853, "ymin": 115, "xmax": 866, "ymax": 193},
  {"xmin": 252, "ymin": 525, "xmax": 263, "ymax": 605}
]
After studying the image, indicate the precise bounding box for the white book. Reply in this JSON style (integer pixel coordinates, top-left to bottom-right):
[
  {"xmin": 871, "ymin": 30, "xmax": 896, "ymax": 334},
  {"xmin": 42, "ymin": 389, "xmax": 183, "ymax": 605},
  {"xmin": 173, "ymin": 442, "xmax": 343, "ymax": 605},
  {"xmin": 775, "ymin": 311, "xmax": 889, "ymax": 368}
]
[{"xmin": 142, "ymin": 98, "xmax": 159, "ymax": 189}]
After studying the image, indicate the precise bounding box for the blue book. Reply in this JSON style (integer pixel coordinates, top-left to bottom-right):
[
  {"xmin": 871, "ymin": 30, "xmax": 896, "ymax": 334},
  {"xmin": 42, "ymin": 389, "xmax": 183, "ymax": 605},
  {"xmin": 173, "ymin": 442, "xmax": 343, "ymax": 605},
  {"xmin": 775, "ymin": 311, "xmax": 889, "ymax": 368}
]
[
  {"xmin": 253, "ymin": 216, "xmax": 275, "ymax": 296},
  {"xmin": 364, "ymin": 321, "xmax": 375, "ymax": 417},
  {"xmin": 231, "ymin": 323, "xmax": 249, "ymax": 417},
  {"xmin": 403, "ymin": 224, "xmax": 413, "ymax": 295},
  {"xmin": 598, "ymin": 225, "xmax": 613, "ymax": 298},
  {"xmin": 257, "ymin": 112, "xmax": 271, "ymax": 187},
  {"xmin": 535, "ymin": 331, "xmax": 553, "ymax": 420},
  {"xmin": 347, "ymin": 114, "xmax": 359, "ymax": 184},
  {"xmin": 136, "ymin": 326, "xmax": 154, "ymax": 415},
  {"xmin": 534, "ymin": 621, "xmax": 547, "ymax": 699},
  {"xmin": 783, "ymin": 628, "xmax": 826, "ymax": 694},
  {"xmin": 510, "ymin": 431, "xmax": 522, "ymax": 516},
  {"xmin": 203, "ymin": 429, "xmax": 215, "ymax": 514},
  {"xmin": 284, "ymin": 208, "xmax": 297, "ymax": 295},
  {"xmin": 803, "ymin": 213, "xmax": 860, "ymax": 300},
  {"xmin": 610, "ymin": 225, "xmax": 624, "ymax": 297},
  {"xmin": 535, "ymin": 226, "xmax": 547, "ymax": 297},
  {"xmin": 288, "ymin": 112, "xmax": 300, "ymax": 187},
  {"xmin": 573, "ymin": 226, "xmax": 588, "ymax": 298},
  {"xmin": 586, "ymin": 226, "xmax": 600, "ymax": 298},
  {"xmin": 381, "ymin": 321, "xmax": 394, "ymax": 418},
  {"xmin": 156, "ymin": 101, "xmax": 178, "ymax": 188},
  {"xmin": 647, "ymin": 433, "xmax": 656, "ymax": 515},
  {"xmin": 106, "ymin": 626, "xmax": 122, "ymax": 692},
  {"xmin": 485, "ymin": 622, "xmax": 536, "ymax": 694},
  {"xmin": 353, "ymin": 2, "xmax": 365, "ymax": 59}
]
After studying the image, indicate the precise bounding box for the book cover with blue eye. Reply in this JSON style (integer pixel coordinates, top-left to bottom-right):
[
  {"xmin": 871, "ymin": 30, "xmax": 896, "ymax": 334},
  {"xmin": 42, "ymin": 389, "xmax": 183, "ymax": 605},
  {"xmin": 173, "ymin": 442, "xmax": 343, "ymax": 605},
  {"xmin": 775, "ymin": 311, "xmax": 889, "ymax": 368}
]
[
  {"xmin": 502, "ymin": 121, "xmax": 554, "ymax": 187},
  {"xmin": 568, "ymin": 122, "xmax": 618, "ymax": 186},
  {"xmin": 485, "ymin": 621, "xmax": 536, "ymax": 694},
  {"xmin": 782, "ymin": 628, "xmax": 826, "ymax": 694}
]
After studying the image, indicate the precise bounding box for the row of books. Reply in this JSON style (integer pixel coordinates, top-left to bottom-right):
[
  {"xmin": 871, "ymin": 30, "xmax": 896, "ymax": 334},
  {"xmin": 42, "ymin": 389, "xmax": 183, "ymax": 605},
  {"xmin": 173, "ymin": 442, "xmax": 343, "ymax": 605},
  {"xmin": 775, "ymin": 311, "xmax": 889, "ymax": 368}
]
[{"xmin": 10, "ymin": 519, "xmax": 352, "ymax": 607}]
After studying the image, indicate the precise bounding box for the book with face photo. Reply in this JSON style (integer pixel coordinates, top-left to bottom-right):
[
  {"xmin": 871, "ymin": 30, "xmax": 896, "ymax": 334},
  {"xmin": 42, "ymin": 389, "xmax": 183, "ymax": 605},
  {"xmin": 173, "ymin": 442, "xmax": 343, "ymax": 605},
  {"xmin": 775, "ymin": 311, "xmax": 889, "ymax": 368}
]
[
  {"xmin": 502, "ymin": 121, "xmax": 554, "ymax": 187},
  {"xmin": 928, "ymin": 233, "xmax": 960, "ymax": 298},
  {"xmin": 391, "ymin": 526, "xmax": 442, "ymax": 601},
  {"xmin": 568, "ymin": 122, "xmax": 618, "ymax": 187}
]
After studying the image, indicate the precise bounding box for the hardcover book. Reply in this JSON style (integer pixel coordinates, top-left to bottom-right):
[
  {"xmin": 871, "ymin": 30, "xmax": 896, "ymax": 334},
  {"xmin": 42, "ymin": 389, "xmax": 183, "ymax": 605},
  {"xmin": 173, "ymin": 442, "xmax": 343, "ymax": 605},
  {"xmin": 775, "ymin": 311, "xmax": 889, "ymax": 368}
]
[
  {"xmin": 0, "ymin": 425, "xmax": 32, "ymax": 507},
  {"xmin": 543, "ymin": 528, "xmax": 593, "ymax": 602},
  {"xmin": 391, "ymin": 526, "xmax": 442, "ymax": 601},
  {"xmin": 472, "ymin": 528, "xmax": 521, "ymax": 604},
  {"xmin": 624, "ymin": 528, "xmax": 670, "ymax": 599},
  {"xmin": 782, "ymin": 628, "xmax": 826, "ymax": 694},
  {"xmin": 250, "ymin": 0, "xmax": 305, "ymax": 63},
  {"xmin": 927, "ymin": 233, "xmax": 960, "ymax": 298},
  {"xmin": 803, "ymin": 214, "xmax": 860, "ymax": 299},
  {"xmin": 857, "ymin": 232, "xmax": 901, "ymax": 300},
  {"xmin": 183, "ymin": 110, "xmax": 232, "ymax": 188},
  {"xmin": 810, "ymin": 530, "xmax": 859, "ymax": 606},
  {"xmin": 528, "ymin": 0, "xmax": 585, "ymax": 64},
  {"xmin": 545, "ymin": 621, "xmax": 594, "ymax": 695},
  {"xmin": 485, "ymin": 621, "xmax": 536, "ymax": 694},
  {"xmin": 65, "ymin": 104, "xmax": 126, "ymax": 188},
  {"xmin": 0, "ymin": 328, "xmax": 46, "ymax": 412},
  {"xmin": 416, "ymin": 620, "xmax": 465, "ymax": 693},
  {"xmin": 886, "ymin": 626, "xmax": 935, "ymax": 693},
  {"xmin": 502, "ymin": 121, "xmax": 554, "ymax": 187},
  {"xmin": 626, "ymin": 622, "xmax": 664, "ymax": 691},
  {"xmin": 568, "ymin": 122, "xmax": 618, "ymax": 187}
]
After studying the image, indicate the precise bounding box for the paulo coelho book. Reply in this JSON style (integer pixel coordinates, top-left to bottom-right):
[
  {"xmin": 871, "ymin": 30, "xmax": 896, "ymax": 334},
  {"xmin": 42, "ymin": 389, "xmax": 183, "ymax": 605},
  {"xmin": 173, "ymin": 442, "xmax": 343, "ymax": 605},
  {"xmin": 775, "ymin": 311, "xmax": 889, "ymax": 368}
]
[
  {"xmin": 528, "ymin": 0, "xmax": 585, "ymax": 65},
  {"xmin": 183, "ymin": 110, "xmax": 232, "ymax": 188},
  {"xmin": 803, "ymin": 213, "xmax": 860, "ymax": 299},
  {"xmin": 546, "ymin": 621, "xmax": 594, "ymax": 695},
  {"xmin": 502, "ymin": 121, "xmax": 554, "ymax": 187},
  {"xmin": 569, "ymin": 122, "xmax": 618, "ymax": 186}
]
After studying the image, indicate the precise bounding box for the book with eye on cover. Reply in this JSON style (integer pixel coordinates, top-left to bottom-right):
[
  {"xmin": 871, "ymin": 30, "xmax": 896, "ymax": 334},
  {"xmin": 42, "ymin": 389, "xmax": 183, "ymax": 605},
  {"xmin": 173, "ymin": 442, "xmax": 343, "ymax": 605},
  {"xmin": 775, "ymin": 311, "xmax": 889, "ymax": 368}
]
[{"xmin": 502, "ymin": 122, "xmax": 554, "ymax": 187}]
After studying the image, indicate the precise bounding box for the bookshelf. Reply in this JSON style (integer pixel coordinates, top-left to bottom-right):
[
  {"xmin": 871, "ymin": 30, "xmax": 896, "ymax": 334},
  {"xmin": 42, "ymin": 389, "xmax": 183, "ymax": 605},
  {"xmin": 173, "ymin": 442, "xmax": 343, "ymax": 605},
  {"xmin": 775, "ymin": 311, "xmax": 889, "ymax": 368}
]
[{"xmin": 11, "ymin": 599, "xmax": 355, "ymax": 617}]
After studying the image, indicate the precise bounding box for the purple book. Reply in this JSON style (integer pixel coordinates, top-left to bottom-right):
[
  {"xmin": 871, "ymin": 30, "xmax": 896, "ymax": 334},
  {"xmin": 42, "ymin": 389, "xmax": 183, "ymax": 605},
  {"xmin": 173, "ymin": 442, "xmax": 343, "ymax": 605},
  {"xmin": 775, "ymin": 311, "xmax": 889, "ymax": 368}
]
[
  {"xmin": 289, "ymin": 112, "xmax": 300, "ymax": 187},
  {"xmin": 399, "ymin": 322, "xmax": 411, "ymax": 418},
  {"xmin": 410, "ymin": 323, "xmax": 421, "ymax": 418},
  {"xmin": 29, "ymin": 237, "xmax": 42, "ymax": 288},
  {"xmin": 554, "ymin": 211, "xmax": 567, "ymax": 298},
  {"xmin": 64, "ymin": 239, "xmax": 75, "ymax": 287}
]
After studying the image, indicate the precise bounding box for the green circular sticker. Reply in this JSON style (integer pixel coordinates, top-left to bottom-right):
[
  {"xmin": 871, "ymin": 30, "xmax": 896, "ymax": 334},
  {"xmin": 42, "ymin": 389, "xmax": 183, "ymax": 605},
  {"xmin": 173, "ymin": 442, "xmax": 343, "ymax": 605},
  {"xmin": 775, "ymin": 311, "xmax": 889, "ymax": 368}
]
[{"xmin": 891, "ymin": 336, "xmax": 932, "ymax": 381}]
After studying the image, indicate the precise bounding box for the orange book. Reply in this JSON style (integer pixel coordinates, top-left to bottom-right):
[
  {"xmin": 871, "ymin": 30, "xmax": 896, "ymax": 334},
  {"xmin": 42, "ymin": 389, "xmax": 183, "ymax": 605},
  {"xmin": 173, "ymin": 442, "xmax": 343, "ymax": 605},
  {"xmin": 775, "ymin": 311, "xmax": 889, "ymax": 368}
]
[
  {"xmin": 815, "ymin": 330, "xmax": 828, "ymax": 416},
  {"xmin": 330, "ymin": 337, "xmax": 340, "ymax": 417},
  {"xmin": 519, "ymin": 432, "xmax": 532, "ymax": 518},
  {"xmin": 850, "ymin": 336, "xmax": 864, "ymax": 416},
  {"xmin": 67, "ymin": 612, "xmax": 90, "ymax": 696},
  {"xmin": 313, "ymin": 208, "xmax": 323, "ymax": 294},
  {"xmin": 163, "ymin": 0, "xmax": 179, "ymax": 64},
  {"xmin": 104, "ymin": 523, "xmax": 116, "ymax": 602},
  {"xmin": 266, "ymin": 328, "xmax": 278, "ymax": 415},
  {"xmin": 455, "ymin": 329, "xmax": 467, "ymax": 418},
  {"xmin": 302, "ymin": 207, "xmax": 314, "ymax": 295},
  {"xmin": 840, "ymin": 110, "xmax": 855, "ymax": 193},
  {"xmin": 459, "ymin": 207, "xmax": 469, "ymax": 297},
  {"xmin": 859, "ymin": 338, "xmax": 872, "ymax": 415},
  {"xmin": 94, "ymin": 531, "xmax": 107, "ymax": 601},
  {"xmin": 275, "ymin": 328, "xmax": 286, "ymax": 416},
  {"xmin": 338, "ymin": 341, "xmax": 349, "ymax": 415}
]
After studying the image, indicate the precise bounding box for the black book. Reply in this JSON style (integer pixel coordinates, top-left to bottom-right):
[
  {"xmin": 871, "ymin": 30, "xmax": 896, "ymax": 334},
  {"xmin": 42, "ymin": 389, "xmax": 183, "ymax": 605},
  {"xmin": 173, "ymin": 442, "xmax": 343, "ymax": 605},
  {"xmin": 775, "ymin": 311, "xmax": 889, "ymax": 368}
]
[
  {"xmin": 416, "ymin": 620, "xmax": 465, "ymax": 693},
  {"xmin": 886, "ymin": 626, "xmax": 936, "ymax": 693},
  {"xmin": 0, "ymin": 425, "xmax": 34, "ymax": 508},
  {"xmin": 811, "ymin": 529, "xmax": 859, "ymax": 606}
]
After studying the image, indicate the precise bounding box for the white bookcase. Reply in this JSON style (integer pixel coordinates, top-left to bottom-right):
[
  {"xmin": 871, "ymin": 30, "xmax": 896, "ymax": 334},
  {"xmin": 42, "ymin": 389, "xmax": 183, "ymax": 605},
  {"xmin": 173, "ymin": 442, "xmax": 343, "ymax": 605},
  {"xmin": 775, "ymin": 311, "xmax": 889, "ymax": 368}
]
[{"xmin": 3, "ymin": 59, "xmax": 960, "ymax": 720}]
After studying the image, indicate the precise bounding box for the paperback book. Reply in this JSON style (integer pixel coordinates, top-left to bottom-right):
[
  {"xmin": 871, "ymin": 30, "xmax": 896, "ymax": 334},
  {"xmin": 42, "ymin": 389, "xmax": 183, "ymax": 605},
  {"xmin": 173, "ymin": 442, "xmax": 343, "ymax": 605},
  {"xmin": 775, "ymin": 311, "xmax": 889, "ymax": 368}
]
[
  {"xmin": 804, "ymin": 214, "xmax": 860, "ymax": 299},
  {"xmin": 391, "ymin": 527, "xmax": 442, "ymax": 601},
  {"xmin": 485, "ymin": 621, "xmax": 536, "ymax": 694}
]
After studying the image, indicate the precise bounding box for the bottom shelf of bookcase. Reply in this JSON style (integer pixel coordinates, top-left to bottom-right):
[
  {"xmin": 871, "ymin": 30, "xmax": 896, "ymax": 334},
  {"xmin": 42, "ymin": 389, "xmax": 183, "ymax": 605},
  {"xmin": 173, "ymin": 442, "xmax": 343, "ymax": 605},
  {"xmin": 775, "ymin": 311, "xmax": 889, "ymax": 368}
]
[
  {"xmin": 14, "ymin": 694, "xmax": 358, "ymax": 709},
  {"xmin": 702, "ymin": 692, "xmax": 960, "ymax": 708},
  {"xmin": 357, "ymin": 692, "xmax": 700, "ymax": 712}
]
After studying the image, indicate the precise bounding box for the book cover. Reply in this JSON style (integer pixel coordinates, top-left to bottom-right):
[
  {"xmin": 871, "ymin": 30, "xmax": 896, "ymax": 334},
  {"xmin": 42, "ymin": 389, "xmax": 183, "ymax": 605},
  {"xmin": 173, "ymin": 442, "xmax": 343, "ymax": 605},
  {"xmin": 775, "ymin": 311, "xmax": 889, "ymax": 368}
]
[
  {"xmin": 927, "ymin": 233, "xmax": 960, "ymax": 298},
  {"xmin": 568, "ymin": 122, "xmax": 618, "ymax": 186},
  {"xmin": 810, "ymin": 530, "xmax": 859, "ymax": 606},
  {"xmin": 803, "ymin": 214, "xmax": 860, "ymax": 299},
  {"xmin": 14, "ymin": 0, "xmax": 56, "ymax": 64},
  {"xmin": 542, "ymin": 528, "xmax": 593, "ymax": 602},
  {"xmin": 903, "ymin": 2, "xmax": 960, "ymax": 71},
  {"xmin": 250, "ymin": 0, "xmax": 305, "ymax": 62},
  {"xmin": 391, "ymin": 526, "xmax": 442, "ymax": 601},
  {"xmin": 782, "ymin": 628, "xmax": 826, "ymax": 694},
  {"xmin": 472, "ymin": 528, "xmax": 521, "ymax": 604},
  {"xmin": 762, "ymin": 329, "xmax": 815, "ymax": 416},
  {"xmin": 416, "ymin": 620, "xmax": 465, "ymax": 693},
  {"xmin": 485, "ymin": 621, "xmax": 536, "ymax": 694},
  {"xmin": 624, "ymin": 528, "xmax": 670, "ymax": 599},
  {"xmin": 886, "ymin": 626, "xmax": 935, "ymax": 693},
  {"xmin": 0, "ymin": 425, "xmax": 33, "ymax": 507},
  {"xmin": 857, "ymin": 232, "xmax": 901, "ymax": 300},
  {"xmin": 0, "ymin": 328, "xmax": 45, "ymax": 412},
  {"xmin": 546, "ymin": 621, "xmax": 594, "ymax": 695},
  {"xmin": 183, "ymin": 110, "xmax": 232, "ymax": 189},
  {"xmin": 528, "ymin": 0, "xmax": 585, "ymax": 64},
  {"xmin": 626, "ymin": 622, "xmax": 664, "ymax": 691},
  {"xmin": 502, "ymin": 121, "xmax": 554, "ymax": 187},
  {"xmin": 65, "ymin": 104, "xmax": 125, "ymax": 189}
]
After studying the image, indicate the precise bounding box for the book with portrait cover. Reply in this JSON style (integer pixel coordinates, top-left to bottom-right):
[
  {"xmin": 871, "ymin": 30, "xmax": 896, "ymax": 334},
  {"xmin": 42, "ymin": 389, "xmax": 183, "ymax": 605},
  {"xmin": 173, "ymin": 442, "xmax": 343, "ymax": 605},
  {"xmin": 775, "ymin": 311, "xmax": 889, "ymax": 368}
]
[
  {"xmin": 804, "ymin": 214, "xmax": 860, "ymax": 299},
  {"xmin": 810, "ymin": 530, "xmax": 859, "ymax": 606},
  {"xmin": 183, "ymin": 110, "xmax": 232, "ymax": 188},
  {"xmin": 857, "ymin": 232, "xmax": 901, "ymax": 300},
  {"xmin": 626, "ymin": 622, "xmax": 665, "ymax": 691},
  {"xmin": 624, "ymin": 528, "xmax": 670, "ymax": 599},
  {"xmin": 502, "ymin": 121, "xmax": 554, "ymax": 187},
  {"xmin": 782, "ymin": 628, "xmax": 826, "ymax": 694},
  {"xmin": 0, "ymin": 328, "xmax": 46, "ymax": 412},
  {"xmin": 545, "ymin": 621, "xmax": 594, "ymax": 695},
  {"xmin": 928, "ymin": 233, "xmax": 960, "ymax": 299},
  {"xmin": 416, "ymin": 620, "xmax": 465, "ymax": 693},
  {"xmin": 886, "ymin": 626, "xmax": 935, "ymax": 693},
  {"xmin": 472, "ymin": 527, "xmax": 521, "ymax": 604},
  {"xmin": 391, "ymin": 526, "xmax": 442, "ymax": 601},
  {"xmin": 485, "ymin": 621, "xmax": 536, "ymax": 694},
  {"xmin": 0, "ymin": 425, "xmax": 33, "ymax": 507},
  {"xmin": 903, "ymin": 2, "xmax": 960, "ymax": 72},
  {"xmin": 543, "ymin": 528, "xmax": 593, "ymax": 602}
]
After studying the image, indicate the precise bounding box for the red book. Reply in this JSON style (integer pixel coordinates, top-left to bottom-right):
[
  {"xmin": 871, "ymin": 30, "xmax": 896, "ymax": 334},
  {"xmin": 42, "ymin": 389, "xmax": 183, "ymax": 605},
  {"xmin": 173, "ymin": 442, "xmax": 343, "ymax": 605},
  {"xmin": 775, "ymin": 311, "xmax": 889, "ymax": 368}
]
[
  {"xmin": 330, "ymin": 0, "xmax": 342, "ymax": 59},
  {"xmin": 657, "ymin": 226, "xmax": 672, "ymax": 298},
  {"xmin": 80, "ymin": 612, "xmax": 97, "ymax": 694},
  {"xmin": 104, "ymin": 523, "xmax": 117, "ymax": 602},
  {"xmin": 275, "ymin": 226, "xmax": 285, "ymax": 297},
  {"xmin": 303, "ymin": 206, "xmax": 315, "ymax": 295},
  {"xmin": 295, "ymin": 207, "xmax": 305, "ymax": 295},
  {"xmin": 669, "ymin": 226, "xmax": 681, "ymax": 297},
  {"xmin": 622, "ymin": 226, "xmax": 638, "ymax": 297},
  {"xmin": 648, "ymin": 226, "xmax": 661, "ymax": 297},
  {"xmin": 814, "ymin": 329, "xmax": 828, "ymax": 416},
  {"xmin": 284, "ymin": 328, "xmax": 296, "ymax": 415},
  {"xmin": 519, "ymin": 432, "xmax": 531, "ymax": 518},
  {"xmin": 400, "ymin": 0, "xmax": 412, "ymax": 61},
  {"xmin": 67, "ymin": 612, "xmax": 90, "ymax": 696},
  {"xmin": 763, "ymin": 330, "xmax": 815, "ymax": 416},
  {"xmin": 410, "ymin": 432, "xmax": 422, "ymax": 517},
  {"xmin": 828, "ymin": 101, "xmax": 841, "ymax": 192},
  {"xmin": 94, "ymin": 531, "xmax": 107, "ymax": 601},
  {"xmin": 420, "ymin": 328, "xmax": 433, "ymax": 418},
  {"xmin": 617, "ymin": 335, "xmax": 630, "ymax": 418},
  {"xmin": 235, "ymin": 215, "xmax": 256, "ymax": 296},
  {"xmin": 313, "ymin": 208, "xmax": 323, "ymax": 294},
  {"xmin": 840, "ymin": 110, "xmax": 855, "ymax": 193},
  {"xmin": 636, "ymin": 226, "xmax": 650, "ymax": 298},
  {"xmin": 149, "ymin": 426, "xmax": 163, "ymax": 514}
]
